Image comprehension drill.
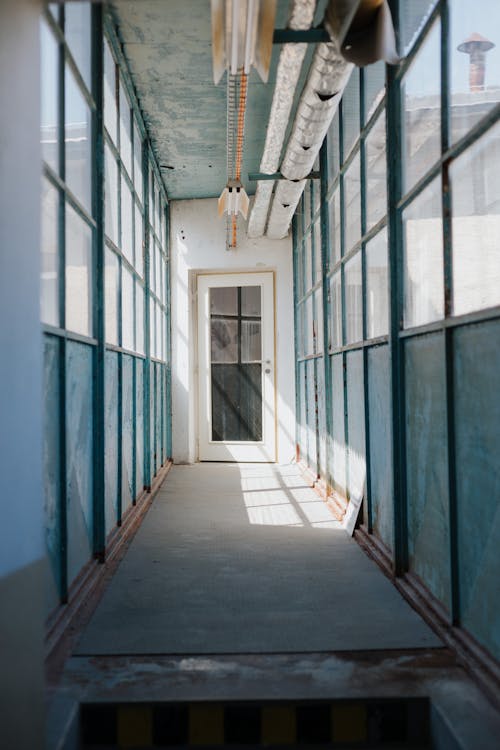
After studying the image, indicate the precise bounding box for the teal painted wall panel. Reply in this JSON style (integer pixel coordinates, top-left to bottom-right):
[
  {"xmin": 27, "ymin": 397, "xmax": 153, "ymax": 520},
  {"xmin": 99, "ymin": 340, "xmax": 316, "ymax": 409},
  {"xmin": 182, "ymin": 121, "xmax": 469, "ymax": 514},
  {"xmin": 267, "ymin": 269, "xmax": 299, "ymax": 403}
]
[
  {"xmin": 66, "ymin": 341, "xmax": 93, "ymax": 586},
  {"xmin": 346, "ymin": 349, "xmax": 366, "ymax": 515},
  {"xmin": 306, "ymin": 359, "xmax": 317, "ymax": 474},
  {"xmin": 298, "ymin": 362, "xmax": 307, "ymax": 459},
  {"xmin": 454, "ymin": 321, "xmax": 500, "ymax": 659},
  {"xmin": 331, "ymin": 354, "xmax": 346, "ymax": 495},
  {"xmin": 122, "ymin": 354, "xmax": 134, "ymax": 513},
  {"xmin": 43, "ymin": 335, "xmax": 61, "ymax": 612},
  {"xmin": 166, "ymin": 364, "xmax": 172, "ymax": 459},
  {"xmin": 155, "ymin": 362, "xmax": 162, "ymax": 471},
  {"xmin": 367, "ymin": 345, "xmax": 393, "ymax": 550},
  {"xmin": 405, "ymin": 333, "xmax": 450, "ymax": 611},
  {"xmin": 150, "ymin": 361, "xmax": 156, "ymax": 479},
  {"xmin": 105, "ymin": 350, "xmax": 119, "ymax": 536},
  {"xmin": 316, "ymin": 356, "xmax": 327, "ymax": 478},
  {"xmin": 136, "ymin": 359, "xmax": 144, "ymax": 495}
]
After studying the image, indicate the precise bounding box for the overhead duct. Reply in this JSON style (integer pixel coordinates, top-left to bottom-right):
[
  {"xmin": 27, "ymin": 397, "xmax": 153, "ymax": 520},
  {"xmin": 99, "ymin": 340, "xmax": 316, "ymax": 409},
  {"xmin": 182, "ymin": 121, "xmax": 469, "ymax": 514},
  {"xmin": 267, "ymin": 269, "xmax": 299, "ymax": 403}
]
[
  {"xmin": 266, "ymin": 0, "xmax": 398, "ymax": 239},
  {"xmin": 247, "ymin": 0, "xmax": 317, "ymax": 239}
]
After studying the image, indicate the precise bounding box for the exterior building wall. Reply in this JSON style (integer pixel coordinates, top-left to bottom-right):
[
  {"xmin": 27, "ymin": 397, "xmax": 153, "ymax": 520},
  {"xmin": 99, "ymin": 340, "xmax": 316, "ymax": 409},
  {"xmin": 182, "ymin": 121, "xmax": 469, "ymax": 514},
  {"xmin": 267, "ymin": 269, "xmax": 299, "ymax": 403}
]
[{"xmin": 170, "ymin": 198, "xmax": 295, "ymax": 465}]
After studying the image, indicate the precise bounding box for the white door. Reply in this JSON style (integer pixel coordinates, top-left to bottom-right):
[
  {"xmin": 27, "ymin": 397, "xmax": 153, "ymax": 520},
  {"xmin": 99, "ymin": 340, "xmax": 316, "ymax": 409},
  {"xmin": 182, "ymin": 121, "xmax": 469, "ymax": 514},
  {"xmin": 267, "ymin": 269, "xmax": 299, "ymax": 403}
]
[{"xmin": 197, "ymin": 272, "xmax": 276, "ymax": 462}]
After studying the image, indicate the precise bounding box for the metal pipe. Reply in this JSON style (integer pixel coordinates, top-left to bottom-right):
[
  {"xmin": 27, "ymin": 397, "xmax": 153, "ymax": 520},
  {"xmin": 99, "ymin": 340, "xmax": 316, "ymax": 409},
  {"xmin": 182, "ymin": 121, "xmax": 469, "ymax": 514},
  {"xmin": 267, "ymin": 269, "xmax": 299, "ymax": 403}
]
[{"xmin": 247, "ymin": 0, "xmax": 317, "ymax": 238}]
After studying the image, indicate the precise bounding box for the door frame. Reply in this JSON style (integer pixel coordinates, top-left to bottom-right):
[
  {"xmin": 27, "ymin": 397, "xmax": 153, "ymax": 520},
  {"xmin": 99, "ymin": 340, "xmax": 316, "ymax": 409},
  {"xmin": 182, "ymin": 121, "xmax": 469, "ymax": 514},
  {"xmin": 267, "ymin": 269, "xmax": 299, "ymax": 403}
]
[{"xmin": 196, "ymin": 270, "xmax": 277, "ymax": 462}]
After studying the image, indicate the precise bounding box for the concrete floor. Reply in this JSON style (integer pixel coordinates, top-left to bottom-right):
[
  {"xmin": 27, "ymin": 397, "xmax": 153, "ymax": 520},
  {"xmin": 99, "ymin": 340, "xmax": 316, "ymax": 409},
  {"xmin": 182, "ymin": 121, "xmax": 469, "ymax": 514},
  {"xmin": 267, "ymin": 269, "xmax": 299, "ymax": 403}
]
[
  {"xmin": 48, "ymin": 464, "xmax": 500, "ymax": 750},
  {"xmin": 76, "ymin": 463, "xmax": 440, "ymax": 655}
]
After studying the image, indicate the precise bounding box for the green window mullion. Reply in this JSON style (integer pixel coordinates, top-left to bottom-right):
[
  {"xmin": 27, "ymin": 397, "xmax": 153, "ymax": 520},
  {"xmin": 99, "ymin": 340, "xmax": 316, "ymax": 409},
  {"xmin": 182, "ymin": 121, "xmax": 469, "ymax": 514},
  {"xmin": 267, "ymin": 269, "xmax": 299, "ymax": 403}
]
[
  {"xmin": 360, "ymin": 66, "xmax": 374, "ymax": 532},
  {"xmin": 441, "ymin": 0, "xmax": 460, "ymax": 624},
  {"xmin": 91, "ymin": 2, "xmax": 106, "ymax": 560},
  {"xmin": 387, "ymin": 1, "xmax": 408, "ymax": 574}
]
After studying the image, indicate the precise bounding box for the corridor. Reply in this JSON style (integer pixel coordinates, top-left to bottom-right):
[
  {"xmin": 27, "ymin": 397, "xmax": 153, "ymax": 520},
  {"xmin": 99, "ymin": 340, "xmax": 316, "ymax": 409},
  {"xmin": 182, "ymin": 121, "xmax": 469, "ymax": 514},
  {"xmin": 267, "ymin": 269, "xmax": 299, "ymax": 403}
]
[{"xmin": 1, "ymin": 0, "xmax": 499, "ymax": 747}]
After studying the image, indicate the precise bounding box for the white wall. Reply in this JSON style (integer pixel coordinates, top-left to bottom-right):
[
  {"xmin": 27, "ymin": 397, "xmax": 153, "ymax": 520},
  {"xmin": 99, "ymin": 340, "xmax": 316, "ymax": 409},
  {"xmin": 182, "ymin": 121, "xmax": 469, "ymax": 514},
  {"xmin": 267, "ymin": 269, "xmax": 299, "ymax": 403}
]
[
  {"xmin": 171, "ymin": 198, "xmax": 295, "ymax": 464},
  {"xmin": 0, "ymin": 1, "xmax": 45, "ymax": 747}
]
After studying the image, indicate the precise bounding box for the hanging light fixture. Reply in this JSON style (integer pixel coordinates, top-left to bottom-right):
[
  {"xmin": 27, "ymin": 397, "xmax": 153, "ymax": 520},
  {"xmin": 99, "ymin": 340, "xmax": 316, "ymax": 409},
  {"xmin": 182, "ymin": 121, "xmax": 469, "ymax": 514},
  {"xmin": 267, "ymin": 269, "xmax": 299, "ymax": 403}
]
[
  {"xmin": 211, "ymin": 0, "xmax": 277, "ymax": 249},
  {"xmin": 211, "ymin": 0, "xmax": 277, "ymax": 84}
]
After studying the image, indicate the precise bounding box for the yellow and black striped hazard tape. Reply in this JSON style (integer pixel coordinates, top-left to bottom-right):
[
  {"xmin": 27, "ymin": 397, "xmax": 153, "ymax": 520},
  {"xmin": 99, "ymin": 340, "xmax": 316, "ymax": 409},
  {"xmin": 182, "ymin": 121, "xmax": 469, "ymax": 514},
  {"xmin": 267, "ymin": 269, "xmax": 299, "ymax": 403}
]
[{"xmin": 81, "ymin": 697, "xmax": 430, "ymax": 747}]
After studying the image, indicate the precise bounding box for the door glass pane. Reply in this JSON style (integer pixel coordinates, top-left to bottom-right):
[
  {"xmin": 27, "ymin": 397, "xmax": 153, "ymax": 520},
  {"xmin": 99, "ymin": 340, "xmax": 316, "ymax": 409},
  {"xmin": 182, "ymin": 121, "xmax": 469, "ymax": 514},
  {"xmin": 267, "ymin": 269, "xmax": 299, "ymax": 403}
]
[
  {"xmin": 211, "ymin": 286, "xmax": 237, "ymax": 315},
  {"xmin": 210, "ymin": 286, "xmax": 262, "ymax": 442}
]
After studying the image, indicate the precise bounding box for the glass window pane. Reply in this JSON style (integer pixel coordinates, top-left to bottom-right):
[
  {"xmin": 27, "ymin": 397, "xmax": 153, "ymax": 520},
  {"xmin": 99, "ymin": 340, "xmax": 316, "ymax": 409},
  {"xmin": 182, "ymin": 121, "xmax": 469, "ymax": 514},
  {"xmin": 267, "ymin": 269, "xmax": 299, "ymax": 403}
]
[
  {"xmin": 327, "ymin": 110, "xmax": 340, "ymax": 185},
  {"xmin": 304, "ymin": 295, "xmax": 314, "ymax": 356},
  {"xmin": 314, "ymin": 288, "xmax": 324, "ymax": 354},
  {"xmin": 48, "ymin": 4, "xmax": 60, "ymax": 22},
  {"xmin": 134, "ymin": 202, "xmax": 144, "ymax": 277},
  {"xmin": 211, "ymin": 287, "xmax": 237, "ymax": 314},
  {"xmin": 135, "ymin": 282, "xmax": 144, "ymax": 355},
  {"xmin": 342, "ymin": 68, "xmax": 360, "ymax": 161},
  {"xmin": 156, "ymin": 303, "xmax": 162, "ymax": 360},
  {"xmin": 122, "ymin": 266, "xmax": 134, "ymax": 351},
  {"xmin": 450, "ymin": 121, "xmax": 500, "ymax": 316},
  {"xmin": 105, "ymin": 247, "xmax": 119, "ymax": 345},
  {"xmin": 149, "ymin": 296, "xmax": 155, "ymax": 357},
  {"xmin": 241, "ymin": 321, "xmax": 262, "ymax": 362},
  {"xmin": 313, "ymin": 219, "xmax": 322, "ymax": 285},
  {"xmin": 104, "ymin": 39, "xmax": 117, "ymax": 143},
  {"xmin": 40, "ymin": 20, "xmax": 59, "ymax": 173},
  {"xmin": 64, "ymin": 2, "xmax": 91, "ymax": 89},
  {"xmin": 330, "ymin": 271, "xmax": 342, "ymax": 348},
  {"xmin": 329, "ymin": 189, "xmax": 341, "ymax": 266},
  {"xmin": 450, "ymin": 1, "xmax": 500, "ymax": 145},
  {"xmin": 149, "ymin": 168, "xmax": 154, "ymax": 228},
  {"xmin": 211, "ymin": 319, "xmax": 237, "ymax": 363},
  {"xmin": 65, "ymin": 203, "xmax": 92, "ymax": 336},
  {"xmin": 155, "ymin": 241, "xmax": 161, "ymax": 299},
  {"xmin": 344, "ymin": 152, "xmax": 361, "ymax": 253},
  {"xmin": 303, "ymin": 232, "xmax": 312, "ymax": 292},
  {"xmin": 366, "ymin": 228, "xmax": 388, "ymax": 338},
  {"xmin": 158, "ymin": 248, "xmax": 164, "ymax": 304},
  {"xmin": 241, "ymin": 286, "xmax": 261, "ymax": 316},
  {"xmin": 65, "ymin": 65, "xmax": 92, "ymax": 213},
  {"xmin": 121, "ymin": 175, "xmax": 134, "ymax": 264},
  {"xmin": 105, "ymin": 144, "xmax": 119, "ymax": 245},
  {"xmin": 402, "ymin": 20, "xmax": 441, "ymax": 193},
  {"xmin": 403, "ymin": 176, "xmax": 444, "ymax": 328},
  {"xmin": 303, "ymin": 183, "xmax": 311, "ymax": 231},
  {"xmin": 400, "ymin": 0, "xmax": 438, "ymax": 55},
  {"xmin": 41, "ymin": 179, "xmax": 59, "ymax": 326},
  {"xmin": 345, "ymin": 252, "xmax": 363, "ymax": 343},
  {"xmin": 119, "ymin": 78, "xmax": 132, "ymax": 177},
  {"xmin": 364, "ymin": 60, "xmax": 385, "ymax": 122},
  {"xmin": 365, "ymin": 112, "xmax": 387, "ymax": 230},
  {"xmin": 133, "ymin": 122, "xmax": 143, "ymax": 200}
]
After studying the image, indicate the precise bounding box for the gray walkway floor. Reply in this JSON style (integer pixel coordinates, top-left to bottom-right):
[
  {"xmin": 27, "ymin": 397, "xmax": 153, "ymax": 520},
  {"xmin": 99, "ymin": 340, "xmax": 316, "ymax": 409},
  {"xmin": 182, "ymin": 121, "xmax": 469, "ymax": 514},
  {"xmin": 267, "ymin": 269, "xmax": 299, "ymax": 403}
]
[{"xmin": 76, "ymin": 464, "xmax": 441, "ymax": 655}]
